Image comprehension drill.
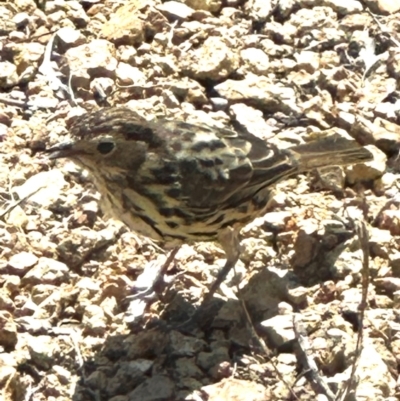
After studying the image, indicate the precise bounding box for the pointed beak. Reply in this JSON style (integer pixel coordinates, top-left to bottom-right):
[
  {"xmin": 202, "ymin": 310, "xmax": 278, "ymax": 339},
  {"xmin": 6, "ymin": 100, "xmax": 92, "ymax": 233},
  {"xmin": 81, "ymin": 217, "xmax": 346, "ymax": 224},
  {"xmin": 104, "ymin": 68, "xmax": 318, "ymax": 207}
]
[{"xmin": 45, "ymin": 142, "xmax": 83, "ymax": 159}]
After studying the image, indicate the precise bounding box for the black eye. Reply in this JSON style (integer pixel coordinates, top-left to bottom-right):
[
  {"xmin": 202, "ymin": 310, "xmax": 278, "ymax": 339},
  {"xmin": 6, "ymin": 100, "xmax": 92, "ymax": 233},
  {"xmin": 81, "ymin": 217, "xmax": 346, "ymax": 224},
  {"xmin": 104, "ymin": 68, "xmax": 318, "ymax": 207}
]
[{"xmin": 97, "ymin": 141, "xmax": 115, "ymax": 155}]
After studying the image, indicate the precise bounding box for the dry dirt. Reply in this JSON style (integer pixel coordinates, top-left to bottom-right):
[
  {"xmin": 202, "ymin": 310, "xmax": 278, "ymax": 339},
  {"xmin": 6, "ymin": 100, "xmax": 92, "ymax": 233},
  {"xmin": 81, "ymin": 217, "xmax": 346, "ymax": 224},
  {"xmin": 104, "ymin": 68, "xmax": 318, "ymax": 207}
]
[{"xmin": 1, "ymin": 0, "xmax": 400, "ymax": 400}]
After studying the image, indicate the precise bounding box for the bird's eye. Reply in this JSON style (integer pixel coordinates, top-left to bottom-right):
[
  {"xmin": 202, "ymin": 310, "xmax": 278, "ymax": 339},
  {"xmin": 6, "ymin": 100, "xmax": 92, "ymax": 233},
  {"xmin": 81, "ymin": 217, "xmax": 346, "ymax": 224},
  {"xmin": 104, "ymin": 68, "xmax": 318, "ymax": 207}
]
[{"xmin": 97, "ymin": 141, "xmax": 115, "ymax": 155}]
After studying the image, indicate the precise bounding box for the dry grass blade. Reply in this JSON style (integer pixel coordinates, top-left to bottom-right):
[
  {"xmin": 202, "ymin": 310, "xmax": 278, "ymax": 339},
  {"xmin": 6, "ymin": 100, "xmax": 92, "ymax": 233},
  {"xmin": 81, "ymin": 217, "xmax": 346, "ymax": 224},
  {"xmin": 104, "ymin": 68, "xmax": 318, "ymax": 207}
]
[
  {"xmin": 293, "ymin": 315, "xmax": 335, "ymax": 401},
  {"xmin": 238, "ymin": 284, "xmax": 300, "ymax": 400},
  {"xmin": 0, "ymin": 185, "xmax": 45, "ymax": 221},
  {"xmin": 337, "ymin": 217, "xmax": 369, "ymax": 401}
]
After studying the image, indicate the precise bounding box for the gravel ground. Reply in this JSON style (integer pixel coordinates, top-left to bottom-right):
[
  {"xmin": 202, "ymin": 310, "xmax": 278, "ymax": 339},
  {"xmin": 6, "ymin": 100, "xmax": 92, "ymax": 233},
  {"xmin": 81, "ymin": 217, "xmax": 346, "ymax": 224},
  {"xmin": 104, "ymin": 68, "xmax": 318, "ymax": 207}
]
[{"xmin": 1, "ymin": 0, "xmax": 400, "ymax": 400}]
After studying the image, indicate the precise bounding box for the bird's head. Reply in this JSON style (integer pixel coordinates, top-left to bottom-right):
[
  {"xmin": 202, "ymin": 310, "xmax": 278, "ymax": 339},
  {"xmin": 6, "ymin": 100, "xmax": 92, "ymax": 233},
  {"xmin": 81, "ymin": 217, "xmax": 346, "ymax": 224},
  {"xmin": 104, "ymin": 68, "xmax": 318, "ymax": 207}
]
[{"xmin": 44, "ymin": 108, "xmax": 162, "ymax": 173}]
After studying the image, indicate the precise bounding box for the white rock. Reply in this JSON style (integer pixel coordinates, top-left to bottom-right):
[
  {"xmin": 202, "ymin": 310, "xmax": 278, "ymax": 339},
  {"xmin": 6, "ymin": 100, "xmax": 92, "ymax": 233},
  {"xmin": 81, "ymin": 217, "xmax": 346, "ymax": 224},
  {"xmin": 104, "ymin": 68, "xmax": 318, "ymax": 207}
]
[
  {"xmin": 260, "ymin": 314, "xmax": 295, "ymax": 346},
  {"xmin": 240, "ymin": 48, "xmax": 270, "ymax": 75},
  {"xmin": 346, "ymin": 145, "xmax": 386, "ymax": 183},
  {"xmin": 8, "ymin": 252, "xmax": 38, "ymax": 273},
  {"xmin": 13, "ymin": 169, "xmax": 67, "ymax": 208},
  {"xmin": 116, "ymin": 63, "xmax": 146, "ymax": 85},
  {"xmin": 157, "ymin": 1, "xmax": 194, "ymax": 19}
]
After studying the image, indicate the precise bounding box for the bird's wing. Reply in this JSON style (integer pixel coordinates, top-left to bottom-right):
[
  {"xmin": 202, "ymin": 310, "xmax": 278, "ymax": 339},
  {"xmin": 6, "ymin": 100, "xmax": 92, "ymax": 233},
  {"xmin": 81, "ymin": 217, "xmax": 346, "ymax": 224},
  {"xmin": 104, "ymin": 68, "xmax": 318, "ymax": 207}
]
[
  {"xmin": 144, "ymin": 120, "xmax": 252, "ymax": 209},
  {"xmin": 149, "ymin": 120, "xmax": 298, "ymax": 210}
]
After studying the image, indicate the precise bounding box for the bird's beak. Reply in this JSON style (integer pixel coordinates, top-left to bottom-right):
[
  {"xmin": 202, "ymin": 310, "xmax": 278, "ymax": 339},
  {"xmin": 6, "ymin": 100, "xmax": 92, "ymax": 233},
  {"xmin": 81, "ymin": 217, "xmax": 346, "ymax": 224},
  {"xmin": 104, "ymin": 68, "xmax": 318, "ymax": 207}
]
[{"xmin": 45, "ymin": 142, "xmax": 81, "ymax": 159}]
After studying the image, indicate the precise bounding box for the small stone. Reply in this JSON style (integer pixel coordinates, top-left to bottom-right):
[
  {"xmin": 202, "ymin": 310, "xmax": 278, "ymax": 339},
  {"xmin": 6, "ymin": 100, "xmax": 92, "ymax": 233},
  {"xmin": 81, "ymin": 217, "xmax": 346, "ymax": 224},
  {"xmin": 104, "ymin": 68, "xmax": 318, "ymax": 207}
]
[
  {"xmin": 364, "ymin": 0, "xmax": 400, "ymax": 14},
  {"xmin": 201, "ymin": 378, "xmax": 269, "ymax": 400},
  {"xmin": 326, "ymin": 0, "xmax": 363, "ymax": 15},
  {"xmin": 197, "ymin": 347, "xmax": 230, "ymax": 371},
  {"xmin": 157, "ymin": 1, "xmax": 194, "ymax": 19},
  {"xmin": 0, "ymin": 311, "xmax": 17, "ymax": 350},
  {"xmin": 244, "ymin": 0, "xmax": 273, "ymax": 21},
  {"xmin": 116, "ymin": 63, "xmax": 146, "ymax": 85},
  {"xmin": 127, "ymin": 375, "xmax": 174, "ymax": 401},
  {"xmin": 63, "ymin": 40, "xmax": 117, "ymax": 88},
  {"xmin": 241, "ymin": 48, "xmax": 269, "ymax": 75},
  {"xmin": 28, "ymin": 335, "xmax": 56, "ymax": 370},
  {"xmin": 263, "ymin": 211, "xmax": 293, "ymax": 231},
  {"xmin": 294, "ymin": 50, "xmax": 320, "ymax": 73},
  {"xmin": 345, "ymin": 145, "xmax": 386, "ymax": 183},
  {"xmin": 0, "ymin": 364, "xmax": 17, "ymax": 393},
  {"xmin": 373, "ymin": 172, "xmax": 397, "ymax": 195},
  {"xmin": 3, "ymin": 276, "xmax": 21, "ymax": 295},
  {"xmin": 56, "ymin": 26, "xmax": 86, "ymax": 52},
  {"xmin": 0, "ymin": 61, "xmax": 18, "ymax": 88},
  {"xmin": 21, "ymin": 257, "xmax": 69, "ymax": 286},
  {"xmin": 182, "ymin": 0, "xmax": 222, "ymax": 13},
  {"xmin": 327, "ymin": 328, "xmax": 349, "ymax": 339},
  {"xmin": 8, "ymin": 252, "xmax": 38, "ymax": 275},
  {"xmin": 13, "ymin": 170, "xmax": 68, "ymax": 209},
  {"xmin": 12, "ymin": 12, "xmax": 30, "ymax": 29},
  {"xmin": 210, "ymin": 97, "xmax": 228, "ymax": 111},
  {"xmin": 375, "ymin": 277, "xmax": 400, "ymax": 294},
  {"xmin": 101, "ymin": 3, "xmax": 145, "ymax": 46},
  {"xmin": 260, "ymin": 314, "xmax": 295, "ymax": 347},
  {"xmin": 169, "ymin": 330, "xmax": 206, "ymax": 356},
  {"xmin": 182, "ymin": 36, "xmax": 239, "ymax": 81},
  {"xmin": 215, "ymin": 73, "xmax": 300, "ymax": 114},
  {"xmin": 52, "ymin": 365, "xmax": 71, "ymax": 385},
  {"xmin": 83, "ymin": 305, "xmax": 107, "ymax": 336}
]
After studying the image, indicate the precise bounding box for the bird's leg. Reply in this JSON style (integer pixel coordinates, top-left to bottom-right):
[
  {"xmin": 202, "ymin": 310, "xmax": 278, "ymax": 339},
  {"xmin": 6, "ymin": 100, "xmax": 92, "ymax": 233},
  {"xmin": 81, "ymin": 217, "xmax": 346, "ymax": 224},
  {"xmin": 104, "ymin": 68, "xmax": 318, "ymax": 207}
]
[
  {"xmin": 174, "ymin": 227, "xmax": 241, "ymax": 331},
  {"xmin": 201, "ymin": 226, "xmax": 241, "ymax": 305},
  {"xmin": 173, "ymin": 227, "xmax": 241, "ymax": 331},
  {"xmin": 151, "ymin": 246, "xmax": 181, "ymax": 293},
  {"xmin": 128, "ymin": 246, "xmax": 181, "ymax": 300},
  {"xmin": 126, "ymin": 246, "xmax": 181, "ymax": 325}
]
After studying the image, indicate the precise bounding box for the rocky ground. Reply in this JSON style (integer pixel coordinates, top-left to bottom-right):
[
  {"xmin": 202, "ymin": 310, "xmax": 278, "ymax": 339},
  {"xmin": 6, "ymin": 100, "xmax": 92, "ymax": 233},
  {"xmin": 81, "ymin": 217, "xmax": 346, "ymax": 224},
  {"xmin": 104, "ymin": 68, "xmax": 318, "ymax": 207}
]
[{"xmin": 1, "ymin": 0, "xmax": 400, "ymax": 400}]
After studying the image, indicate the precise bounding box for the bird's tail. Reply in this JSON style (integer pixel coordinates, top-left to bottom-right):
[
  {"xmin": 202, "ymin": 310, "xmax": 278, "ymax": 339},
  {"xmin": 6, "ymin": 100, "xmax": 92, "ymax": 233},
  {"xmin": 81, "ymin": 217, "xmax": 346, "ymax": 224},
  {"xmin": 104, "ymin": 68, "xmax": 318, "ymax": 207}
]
[{"xmin": 291, "ymin": 134, "xmax": 373, "ymax": 171}]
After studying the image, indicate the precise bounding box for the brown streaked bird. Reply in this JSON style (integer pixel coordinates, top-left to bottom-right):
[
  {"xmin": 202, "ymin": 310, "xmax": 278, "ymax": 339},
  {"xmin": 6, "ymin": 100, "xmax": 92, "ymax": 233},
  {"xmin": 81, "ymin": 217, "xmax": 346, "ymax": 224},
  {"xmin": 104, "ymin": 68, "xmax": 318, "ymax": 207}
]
[{"xmin": 45, "ymin": 107, "xmax": 373, "ymax": 305}]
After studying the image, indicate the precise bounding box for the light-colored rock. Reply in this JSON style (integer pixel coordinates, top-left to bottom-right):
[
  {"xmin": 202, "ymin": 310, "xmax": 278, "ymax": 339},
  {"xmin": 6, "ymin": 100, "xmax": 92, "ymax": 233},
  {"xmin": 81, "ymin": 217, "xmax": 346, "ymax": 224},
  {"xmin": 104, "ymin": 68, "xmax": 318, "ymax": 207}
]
[
  {"xmin": 28, "ymin": 335, "xmax": 56, "ymax": 370},
  {"xmin": 244, "ymin": 0, "xmax": 275, "ymax": 21},
  {"xmin": 182, "ymin": 36, "xmax": 239, "ymax": 80},
  {"xmin": 116, "ymin": 63, "xmax": 147, "ymax": 85},
  {"xmin": 52, "ymin": 365, "xmax": 71, "ymax": 385},
  {"xmin": 294, "ymin": 50, "xmax": 320, "ymax": 73},
  {"xmin": 101, "ymin": 2, "xmax": 145, "ymax": 45},
  {"xmin": 230, "ymin": 103, "xmax": 275, "ymax": 140},
  {"xmin": 345, "ymin": 145, "xmax": 386, "ymax": 183},
  {"xmin": 182, "ymin": 0, "xmax": 222, "ymax": 12},
  {"xmin": 83, "ymin": 305, "xmax": 107, "ymax": 336},
  {"xmin": 364, "ymin": 0, "xmax": 400, "ymax": 14},
  {"xmin": 200, "ymin": 378, "xmax": 270, "ymax": 401},
  {"xmin": 21, "ymin": 257, "xmax": 69, "ymax": 286},
  {"xmin": 0, "ymin": 61, "xmax": 18, "ymax": 88},
  {"xmin": 56, "ymin": 26, "xmax": 86, "ymax": 52},
  {"xmin": 325, "ymin": 0, "xmax": 363, "ymax": 14},
  {"xmin": 215, "ymin": 73, "xmax": 300, "ymax": 113},
  {"xmin": 355, "ymin": 341, "xmax": 396, "ymax": 397},
  {"xmin": 260, "ymin": 314, "xmax": 295, "ymax": 346},
  {"xmin": 8, "ymin": 252, "xmax": 38, "ymax": 274},
  {"xmin": 374, "ymin": 172, "xmax": 398, "ymax": 195},
  {"xmin": 0, "ymin": 311, "xmax": 17, "ymax": 349},
  {"xmin": 13, "ymin": 169, "xmax": 68, "ymax": 209},
  {"xmin": 63, "ymin": 40, "xmax": 117, "ymax": 88},
  {"xmin": 157, "ymin": 1, "xmax": 194, "ymax": 19},
  {"xmin": 240, "ymin": 48, "xmax": 269, "ymax": 75}
]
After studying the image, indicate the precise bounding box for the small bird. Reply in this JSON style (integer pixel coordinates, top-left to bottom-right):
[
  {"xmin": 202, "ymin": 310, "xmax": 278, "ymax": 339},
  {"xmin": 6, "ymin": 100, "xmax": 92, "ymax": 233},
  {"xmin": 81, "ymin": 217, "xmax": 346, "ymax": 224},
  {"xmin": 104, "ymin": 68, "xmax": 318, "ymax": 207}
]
[{"xmin": 45, "ymin": 107, "xmax": 373, "ymax": 304}]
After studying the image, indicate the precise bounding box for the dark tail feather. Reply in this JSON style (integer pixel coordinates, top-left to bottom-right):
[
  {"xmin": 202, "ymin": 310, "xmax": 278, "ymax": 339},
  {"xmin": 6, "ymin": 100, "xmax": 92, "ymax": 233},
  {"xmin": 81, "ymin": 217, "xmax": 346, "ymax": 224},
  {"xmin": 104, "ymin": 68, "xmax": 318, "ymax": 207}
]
[{"xmin": 291, "ymin": 135, "xmax": 373, "ymax": 171}]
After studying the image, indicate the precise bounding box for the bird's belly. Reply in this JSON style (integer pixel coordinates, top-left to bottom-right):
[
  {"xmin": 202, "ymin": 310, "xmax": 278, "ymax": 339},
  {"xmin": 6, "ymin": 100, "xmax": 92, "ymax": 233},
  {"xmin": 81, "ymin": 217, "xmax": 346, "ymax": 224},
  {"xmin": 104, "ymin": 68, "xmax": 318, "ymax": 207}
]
[{"xmin": 97, "ymin": 177, "xmax": 271, "ymax": 244}]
